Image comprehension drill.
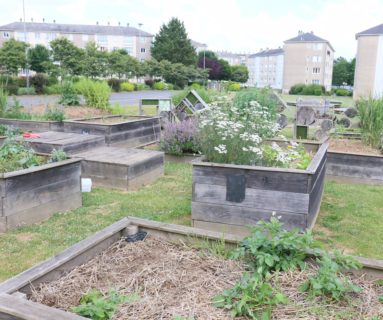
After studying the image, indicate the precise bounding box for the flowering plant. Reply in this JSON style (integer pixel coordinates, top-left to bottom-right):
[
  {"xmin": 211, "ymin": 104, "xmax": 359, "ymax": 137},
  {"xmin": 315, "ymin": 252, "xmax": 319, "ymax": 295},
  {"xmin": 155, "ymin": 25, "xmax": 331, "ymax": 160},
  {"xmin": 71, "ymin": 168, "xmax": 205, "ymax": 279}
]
[{"xmin": 160, "ymin": 119, "xmax": 201, "ymax": 156}]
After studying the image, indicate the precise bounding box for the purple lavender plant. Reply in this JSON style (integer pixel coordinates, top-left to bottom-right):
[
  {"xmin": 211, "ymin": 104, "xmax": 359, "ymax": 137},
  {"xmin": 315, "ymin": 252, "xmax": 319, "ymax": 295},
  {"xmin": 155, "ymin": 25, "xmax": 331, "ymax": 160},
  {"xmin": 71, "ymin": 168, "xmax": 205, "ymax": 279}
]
[{"xmin": 161, "ymin": 119, "xmax": 201, "ymax": 156}]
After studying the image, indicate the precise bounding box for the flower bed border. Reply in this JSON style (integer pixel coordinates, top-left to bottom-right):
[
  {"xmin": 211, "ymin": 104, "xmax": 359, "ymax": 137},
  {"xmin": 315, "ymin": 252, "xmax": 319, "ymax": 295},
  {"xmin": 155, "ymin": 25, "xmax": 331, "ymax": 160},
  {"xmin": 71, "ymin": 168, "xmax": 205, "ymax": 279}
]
[
  {"xmin": 0, "ymin": 118, "xmax": 63, "ymax": 132},
  {"xmin": 191, "ymin": 142, "xmax": 328, "ymax": 235}
]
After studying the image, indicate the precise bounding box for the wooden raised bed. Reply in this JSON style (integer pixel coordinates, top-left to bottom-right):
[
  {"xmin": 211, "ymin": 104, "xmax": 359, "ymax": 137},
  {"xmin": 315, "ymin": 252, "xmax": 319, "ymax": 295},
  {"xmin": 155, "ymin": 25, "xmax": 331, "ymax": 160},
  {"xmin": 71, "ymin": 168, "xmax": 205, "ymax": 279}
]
[
  {"xmin": 0, "ymin": 159, "xmax": 82, "ymax": 232},
  {"xmin": 0, "ymin": 217, "xmax": 381, "ymax": 319},
  {"xmin": 192, "ymin": 143, "xmax": 328, "ymax": 235},
  {"xmin": 0, "ymin": 118, "xmax": 63, "ymax": 132},
  {"xmin": 63, "ymin": 115, "xmax": 161, "ymax": 148}
]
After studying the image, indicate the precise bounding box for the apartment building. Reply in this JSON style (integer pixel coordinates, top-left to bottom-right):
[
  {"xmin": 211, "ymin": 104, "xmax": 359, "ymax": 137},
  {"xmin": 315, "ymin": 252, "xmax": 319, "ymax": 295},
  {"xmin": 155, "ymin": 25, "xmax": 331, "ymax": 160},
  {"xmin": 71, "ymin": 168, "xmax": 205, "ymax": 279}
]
[
  {"xmin": 0, "ymin": 21, "xmax": 153, "ymax": 60},
  {"xmin": 282, "ymin": 31, "xmax": 334, "ymax": 93},
  {"xmin": 246, "ymin": 48, "xmax": 284, "ymax": 89},
  {"xmin": 353, "ymin": 23, "xmax": 383, "ymax": 99},
  {"xmin": 191, "ymin": 40, "xmax": 207, "ymax": 53},
  {"xmin": 215, "ymin": 51, "xmax": 249, "ymax": 66}
]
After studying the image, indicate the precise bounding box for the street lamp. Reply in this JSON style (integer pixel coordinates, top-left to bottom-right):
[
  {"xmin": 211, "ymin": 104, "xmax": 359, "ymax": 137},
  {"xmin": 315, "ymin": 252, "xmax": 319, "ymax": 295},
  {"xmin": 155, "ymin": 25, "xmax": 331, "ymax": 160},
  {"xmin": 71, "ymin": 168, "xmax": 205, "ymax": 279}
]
[{"xmin": 22, "ymin": 0, "xmax": 30, "ymax": 88}]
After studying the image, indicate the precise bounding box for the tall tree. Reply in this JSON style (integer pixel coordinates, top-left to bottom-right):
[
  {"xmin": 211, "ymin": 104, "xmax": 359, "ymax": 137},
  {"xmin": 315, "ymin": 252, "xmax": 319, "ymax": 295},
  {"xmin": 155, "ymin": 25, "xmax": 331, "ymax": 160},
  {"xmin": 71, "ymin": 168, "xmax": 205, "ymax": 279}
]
[
  {"xmin": 348, "ymin": 58, "xmax": 356, "ymax": 86},
  {"xmin": 151, "ymin": 17, "xmax": 197, "ymax": 65},
  {"xmin": 332, "ymin": 57, "xmax": 350, "ymax": 86},
  {"xmin": 50, "ymin": 37, "xmax": 84, "ymax": 76},
  {"xmin": 230, "ymin": 65, "xmax": 249, "ymax": 83},
  {"xmin": 82, "ymin": 41, "xmax": 108, "ymax": 78},
  {"xmin": 27, "ymin": 44, "xmax": 51, "ymax": 73},
  {"xmin": 108, "ymin": 49, "xmax": 139, "ymax": 78},
  {"xmin": 0, "ymin": 39, "xmax": 28, "ymax": 75}
]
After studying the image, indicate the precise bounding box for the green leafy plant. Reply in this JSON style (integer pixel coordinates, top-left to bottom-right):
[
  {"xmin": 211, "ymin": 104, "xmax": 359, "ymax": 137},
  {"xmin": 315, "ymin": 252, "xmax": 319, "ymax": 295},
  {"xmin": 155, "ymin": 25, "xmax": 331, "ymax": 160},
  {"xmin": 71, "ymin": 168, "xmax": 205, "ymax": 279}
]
[
  {"xmin": 43, "ymin": 106, "xmax": 65, "ymax": 122},
  {"xmin": 75, "ymin": 78, "xmax": 111, "ymax": 110},
  {"xmin": 48, "ymin": 149, "xmax": 67, "ymax": 163},
  {"xmin": 3, "ymin": 97, "xmax": 32, "ymax": 120},
  {"xmin": 213, "ymin": 273, "xmax": 287, "ymax": 319},
  {"xmin": 226, "ymin": 82, "xmax": 241, "ymax": 91},
  {"xmin": 0, "ymin": 124, "xmax": 22, "ymax": 137},
  {"xmin": 71, "ymin": 288, "xmax": 138, "ymax": 320},
  {"xmin": 231, "ymin": 216, "xmax": 318, "ymax": 277},
  {"xmin": 120, "ymin": 81, "xmax": 135, "ymax": 92},
  {"xmin": 59, "ymin": 81, "xmax": 80, "ymax": 106},
  {"xmin": 17, "ymin": 87, "xmax": 36, "ymax": 95},
  {"xmin": 153, "ymin": 81, "xmax": 166, "ymax": 90},
  {"xmin": 300, "ymin": 252, "xmax": 361, "ymax": 300},
  {"xmin": 0, "ymin": 88, "xmax": 8, "ymax": 117}
]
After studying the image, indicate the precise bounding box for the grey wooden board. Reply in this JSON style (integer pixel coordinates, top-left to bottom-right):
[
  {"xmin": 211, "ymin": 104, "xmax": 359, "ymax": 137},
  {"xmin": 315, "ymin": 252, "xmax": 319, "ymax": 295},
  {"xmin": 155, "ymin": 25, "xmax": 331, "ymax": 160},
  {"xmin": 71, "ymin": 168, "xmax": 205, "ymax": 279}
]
[
  {"xmin": 0, "ymin": 293, "xmax": 85, "ymax": 320},
  {"xmin": 0, "ymin": 119, "xmax": 63, "ymax": 133},
  {"xmin": 192, "ymin": 202, "xmax": 307, "ymax": 229},
  {"xmin": 193, "ymin": 183, "xmax": 310, "ymax": 214},
  {"xmin": 308, "ymin": 162, "xmax": 326, "ymax": 228}
]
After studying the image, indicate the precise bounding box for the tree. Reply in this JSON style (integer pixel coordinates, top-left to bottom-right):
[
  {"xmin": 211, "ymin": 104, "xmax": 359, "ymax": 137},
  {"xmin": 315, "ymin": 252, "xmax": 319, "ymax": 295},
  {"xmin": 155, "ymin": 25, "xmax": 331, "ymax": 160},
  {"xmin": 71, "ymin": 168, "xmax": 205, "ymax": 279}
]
[
  {"xmin": 82, "ymin": 41, "xmax": 108, "ymax": 78},
  {"xmin": 348, "ymin": 58, "xmax": 356, "ymax": 86},
  {"xmin": 332, "ymin": 57, "xmax": 350, "ymax": 86},
  {"xmin": 151, "ymin": 17, "xmax": 197, "ymax": 65},
  {"xmin": 0, "ymin": 39, "xmax": 28, "ymax": 75},
  {"xmin": 50, "ymin": 37, "xmax": 84, "ymax": 76},
  {"xmin": 230, "ymin": 65, "xmax": 249, "ymax": 83},
  {"xmin": 28, "ymin": 44, "xmax": 51, "ymax": 73},
  {"xmin": 198, "ymin": 57, "xmax": 223, "ymax": 80},
  {"xmin": 219, "ymin": 59, "xmax": 231, "ymax": 80},
  {"xmin": 107, "ymin": 49, "xmax": 139, "ymax": 78}
]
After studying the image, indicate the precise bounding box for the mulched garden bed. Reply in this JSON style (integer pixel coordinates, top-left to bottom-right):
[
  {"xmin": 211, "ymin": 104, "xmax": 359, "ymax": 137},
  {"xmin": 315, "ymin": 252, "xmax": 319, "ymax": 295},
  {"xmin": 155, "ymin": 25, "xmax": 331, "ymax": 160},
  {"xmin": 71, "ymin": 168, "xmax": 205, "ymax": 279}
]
[
  {"xmin": 28, "ymin": 105, "xmax": 111, "ymax": 119},
  {"xmin": 329, "ymin": 138, "xmax": 382, "ymax": 156},
  {"xmin": 30, "ymin": 237, "xmax": 383, "ymax": 319}
]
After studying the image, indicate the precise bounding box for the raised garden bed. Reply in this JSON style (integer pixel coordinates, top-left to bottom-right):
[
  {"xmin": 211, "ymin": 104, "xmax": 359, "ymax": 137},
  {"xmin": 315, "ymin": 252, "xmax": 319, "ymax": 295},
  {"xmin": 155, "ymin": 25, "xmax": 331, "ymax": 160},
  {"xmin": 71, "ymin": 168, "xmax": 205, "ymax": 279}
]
[
  {"xmin": 192, "ymin": 142, "xmax": 328, "ymax": 235},
  {"xmin": 0, "ymin": 218, "xmax": 381, "ymax": 319},
  {"xmin": 73, "ymin": 147, "xmax": 164, "ymax": 190},
  {"xmin": 63, "ymin": 115, "xmax": 161, "ymax": 148},
  {"xmin": 0, "ymin": 158, "xmax": 82, "ymax": 232},
  {"xmin": 0, "ymin": 118, "xmax": 63, "ymax": 132}
]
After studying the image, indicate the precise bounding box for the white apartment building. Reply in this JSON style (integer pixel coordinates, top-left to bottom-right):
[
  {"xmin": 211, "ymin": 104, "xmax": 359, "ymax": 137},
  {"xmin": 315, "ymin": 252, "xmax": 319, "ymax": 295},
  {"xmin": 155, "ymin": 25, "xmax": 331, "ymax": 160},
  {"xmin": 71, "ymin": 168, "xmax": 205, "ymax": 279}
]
[
  {"xmin": 0, "ymin": 21, "xmax": 153, "ymax": 61},
  {"xmin": 191, "ymin": 40, "xmax": 208, "ymax": 53},
  {"xmin": 246, "ymin": 48, "xmax": 284, "ymax": 89},
  {"xmin": 353, "ymin": 23, "xmax": 383, "ymax": 99},
  {"xmin": 215, "ymin": 51, "xmax": 249, "ymax": 66}
]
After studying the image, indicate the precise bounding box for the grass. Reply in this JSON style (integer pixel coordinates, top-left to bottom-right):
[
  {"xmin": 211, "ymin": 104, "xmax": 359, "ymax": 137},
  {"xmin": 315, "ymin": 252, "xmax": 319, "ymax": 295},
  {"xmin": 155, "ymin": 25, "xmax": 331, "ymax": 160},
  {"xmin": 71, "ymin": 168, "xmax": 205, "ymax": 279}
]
[
  {"xmin": 1, "ymin": 161, "xmax": 382, "ymax": 282},
  {"xmin": 0, "ymin": 162, "xmax": 192, "ymax": 281},
  {"xmin": 313, "ymin": 180, "xmax": 383, "ymax": 259}
]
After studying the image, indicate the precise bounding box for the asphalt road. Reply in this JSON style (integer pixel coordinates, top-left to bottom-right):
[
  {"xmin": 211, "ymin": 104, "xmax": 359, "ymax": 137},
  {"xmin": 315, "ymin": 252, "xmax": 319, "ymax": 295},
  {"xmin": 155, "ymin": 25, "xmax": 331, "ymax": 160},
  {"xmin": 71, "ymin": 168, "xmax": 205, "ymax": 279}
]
[{"xmin": 9, "ymin": 90, "xmax": 176, "ymax": 108}]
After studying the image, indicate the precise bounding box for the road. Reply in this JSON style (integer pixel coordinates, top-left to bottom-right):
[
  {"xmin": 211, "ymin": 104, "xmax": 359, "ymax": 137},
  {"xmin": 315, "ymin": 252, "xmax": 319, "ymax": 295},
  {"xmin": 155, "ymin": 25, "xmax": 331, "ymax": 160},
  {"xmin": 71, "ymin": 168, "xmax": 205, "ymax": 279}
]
[{"xmin": 9, "ymin": 90, "xmax": 176, "ymax": 108}]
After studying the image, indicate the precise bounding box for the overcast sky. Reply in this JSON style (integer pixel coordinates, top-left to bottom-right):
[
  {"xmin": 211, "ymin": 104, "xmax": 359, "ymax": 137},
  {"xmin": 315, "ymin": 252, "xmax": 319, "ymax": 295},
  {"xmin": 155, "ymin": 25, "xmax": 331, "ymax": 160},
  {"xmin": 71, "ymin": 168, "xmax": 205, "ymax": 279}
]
[{"xmin": 1, "ymin": 0, "xmax": 382, "ymax": 59}]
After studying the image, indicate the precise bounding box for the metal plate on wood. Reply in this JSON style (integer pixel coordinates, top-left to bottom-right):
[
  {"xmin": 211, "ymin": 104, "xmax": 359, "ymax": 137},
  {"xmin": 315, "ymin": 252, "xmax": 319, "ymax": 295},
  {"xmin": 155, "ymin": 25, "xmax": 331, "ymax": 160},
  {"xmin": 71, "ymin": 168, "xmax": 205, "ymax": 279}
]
[{"xmin": 226, "ymin": 174, "xmax": 246, "ymax": 203}]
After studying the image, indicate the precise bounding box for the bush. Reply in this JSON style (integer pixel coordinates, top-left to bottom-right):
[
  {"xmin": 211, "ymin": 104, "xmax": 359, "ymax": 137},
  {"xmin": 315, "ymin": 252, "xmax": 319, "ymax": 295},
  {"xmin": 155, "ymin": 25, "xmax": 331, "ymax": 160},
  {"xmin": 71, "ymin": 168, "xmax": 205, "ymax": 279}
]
[
  {"xmin": 335, "ymin": 88, "xmax": 350, "ymax": 96},
  {"xmin": 226, "ymin": 82, "xmax": 241, "ymax": 91},
  {"xmin": 17, "ymin": 87, "xmax": 36, "ymax": 95},
  {"xmin": 153, "ymin": 81, "xmax": 166, "ymax": 90},
  {"xmin": 135, "ymin": 83, "xmax": 150, "ymax": 91},
  {"xmin": 47, "ymin": 75, "xmax": 58, "ymax": 86},
  {"xmin": 233, "ymin": 88, "xmax": 278, "ymax": 115},
  {"xmin": 2, "ymin": 84, "xmax": 19, "ymax": 95},
  {"xmin": 166, "ymin": 83, "xmax": 174, "ymax": 90},
  {"xmin": 44, "ymin": 84, "xmax": 63, "ymax": 95},
  {"xmin": 190, "ymin": 83, "xmax": 202, "ymax": 90},
  {"xmin": 107, "ymin": 78, "xmax": 122, "ymax": 92},
  {"xmin": 75, "ymin": 78, "xmax": 111, "ymax": 110},
  {"xmin": 144, "ymin": 79, "xmax": 154, "ymax": 88},
  {"xmin": 160, "ymin": 119, "xmax": 201, "ymax": 156},
  {"xmin": 30, "ymin": 73, "xmax": 48, "ymax": 94},
  {"xmin": 120, "ymin": 81, "xmax": 135, "ymax": 92},
  {"xmin": 59, "ymin": 81, "xmax": 80, "ymax": 106},
  {"xmin": 289, "ymin": 83, "xmax": 325, "ymax": 95},
  {"xmin": 289, "ymin": 83, "xmax": 306, "ymax": 95}
]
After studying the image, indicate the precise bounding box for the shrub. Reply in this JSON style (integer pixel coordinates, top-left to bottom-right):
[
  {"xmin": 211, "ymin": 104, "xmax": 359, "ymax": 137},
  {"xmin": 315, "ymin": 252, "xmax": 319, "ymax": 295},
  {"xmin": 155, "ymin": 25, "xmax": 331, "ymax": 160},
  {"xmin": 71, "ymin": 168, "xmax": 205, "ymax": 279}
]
[
  {"xmin": 289, "ymin": 83, "xmax": 325, "ymax": 95},
  {"xmin": 120, "ymin": 81, "xmax": 135, "ymax": 92},
  {"xmin": 161, "ymin": 119, "xmax": 201, "ymax": 156},
  {"xmin": 44, "ymin": 84, "xmax": 63, "ymax": 95},
  {"xmin": 59, "ymin": 81, "xmax": 80, "ymax": 106},
  {"xmin": 153, "ymin": 81, "xmax": 166, "ymax": 90},
  {"xmin": 2, "ymin": 84, "xmax": 19, "ymax": 95},
  {"xmin": 47, "ymin": 75, "xmax": 58, "ymax": 86},
  {"xmin": 30, "ymin": 73, "xmax": 48, "ymax": 94},
  {"xmin": 135, "ymin": 83, "xmax": 149, "ymax": 90},
  {"xmin": 109, "ymin": 103, "xmax": 127, "ymax": 115},
  {"xmin": 233, "ymin": 88, "xmax": 278, "ymax": 114},
  {"xmin": 335, "ymin": 88, "xmax": 350, "ymax": 96},
  {"xmin": 190, "ymin": 83, "xmax": 202, "ymax": 90},
  {"xmin": 75, "ymin": 78, "xmax": 111, "ymax": 110},
  {"xmin": 107, "ymin": 78, "xmax": 122, "ymax": 92},
  {"xmin": 17, "ymin": 87, "xmax": 36, "ymax": 95},
  {"xmin": 3, "ymin": 97, "xmax": 31, "ymax": 120},
  {"xmin": 357, "ymin": 97, "xmax": 383, "ymax": 148},
  {"xmin": 289, "ymin": 83, "xmax": 306, "ymax": 95},
  {"xmin": 144, "ymin": 79, "xmax": 154, "ymax": 88},
  {"xmin": 226, "ymin": 82, "xmax": 241, "ymax": 91},
  {"xmin": 43, "ymin": 106, "xmax": 65, "ymax": 122}
]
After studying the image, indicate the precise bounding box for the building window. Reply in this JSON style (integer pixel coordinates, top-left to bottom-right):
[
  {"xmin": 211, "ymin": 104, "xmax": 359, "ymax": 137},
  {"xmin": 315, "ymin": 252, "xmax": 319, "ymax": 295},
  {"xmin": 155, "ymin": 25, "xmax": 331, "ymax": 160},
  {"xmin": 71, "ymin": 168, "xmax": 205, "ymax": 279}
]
[
  {"xmin": 140, "ymin": 48, "xmax": 146, "ymax": 53},
  {"xmin": 312, "ymin": 67, "xmax": 321, "ymax": 74},
  {"xmin": 35, "ymin": 32, "xmax": 40, "ymax": 39},
  {"xmin": 314, "ymin": 43, "xmax": 323, "ymax": 50},
  {"xmin": 96, "ymin": 34, "xmax": 108, "ymax": 44},
  {"xmin": 3, "ymin": 32, "xmax": 10, "ymax": 38},
  {"xmin": 312, "ymin": 79, "xmax": 320, "ymax": 84}
]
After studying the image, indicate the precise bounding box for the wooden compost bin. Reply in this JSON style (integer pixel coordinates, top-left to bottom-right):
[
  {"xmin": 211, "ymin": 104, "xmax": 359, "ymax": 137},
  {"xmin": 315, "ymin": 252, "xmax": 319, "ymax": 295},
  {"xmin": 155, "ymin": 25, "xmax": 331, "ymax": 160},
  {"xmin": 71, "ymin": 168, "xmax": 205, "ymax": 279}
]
[
  {"xmin": 0, "ymin": 118, "xmax": 63, "ymax": 132},
  {"xmin": 192, "ymin": 143, "xmax": 328, "ymax": 235},
  {"xmin": 0, "ymin": 217, "xmax": 381, "ymax": 320},
  {"xmin": 63, "ymin": 115, "xmax": 161, "ymax": 147},
  {"xmin": 0, "ymin": 158, "xmax": 82, "ymax": 232},
  {"xmin": 327, "ymin": 151, "xmax": 383, "ymax": 184}
]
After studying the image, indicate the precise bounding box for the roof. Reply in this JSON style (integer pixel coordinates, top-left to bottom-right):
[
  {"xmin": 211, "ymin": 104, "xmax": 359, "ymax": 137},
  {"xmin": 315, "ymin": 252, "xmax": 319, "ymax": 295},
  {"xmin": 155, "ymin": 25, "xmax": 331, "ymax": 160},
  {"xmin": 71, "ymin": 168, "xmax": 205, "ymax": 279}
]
[
  {"xmin": 0, "ymin": 22, "xmax": 153, "ymax": 37},
  {"xmin": 191, "ymin": 40, "xmax": 207, "ymax": 48},
  {"xmin": 356, "ymin": 23, "xmax": 383, "ymax": 38},
  {"xmin": 284, "ymin": 32, "xmax": 334, "ymax": 51},
  {"xmin": 249, "ymin": 48, "xmax": 284, "ymax": 58},
  {"xmin": 215, "ymin": 51, "xmax": 249, "ymax": 58}
]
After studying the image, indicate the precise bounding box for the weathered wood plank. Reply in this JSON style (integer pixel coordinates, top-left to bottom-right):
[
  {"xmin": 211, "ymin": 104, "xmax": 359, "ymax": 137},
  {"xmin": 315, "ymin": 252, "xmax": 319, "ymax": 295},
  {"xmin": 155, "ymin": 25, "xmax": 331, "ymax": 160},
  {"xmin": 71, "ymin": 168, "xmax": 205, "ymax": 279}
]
[
  {"xmin": 307, "ymin": 143, "xmax": 328, "ymax": 173},
  {"xmin": 308, "ymin": 162, "xmax": 326, "ymax": 228},
  {"xmin": 193, "ymin": 220, "xmax": 252, "ymax": 237},
  {"xmin": 193, "ymin": 166, "xmax": 310, "ymax": 193},
  {"xmin": 0, "ymin": 293, "xmax": 85, "ymax": 320},
  {"xmin": 193, "ymin": 183, "xmax": 310, "ymax": 214},
  {"xmin": 192, "ymin": 202, "xmax": 306, "ymax": 229}
]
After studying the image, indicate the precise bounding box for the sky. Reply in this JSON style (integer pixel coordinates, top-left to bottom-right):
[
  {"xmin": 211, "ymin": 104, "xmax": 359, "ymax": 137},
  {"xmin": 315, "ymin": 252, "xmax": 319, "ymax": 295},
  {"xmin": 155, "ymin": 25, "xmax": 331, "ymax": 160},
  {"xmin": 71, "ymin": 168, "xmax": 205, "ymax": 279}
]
[{"xmin": 0, "ymin": 0, "xmax": 382, "ymax": 59}]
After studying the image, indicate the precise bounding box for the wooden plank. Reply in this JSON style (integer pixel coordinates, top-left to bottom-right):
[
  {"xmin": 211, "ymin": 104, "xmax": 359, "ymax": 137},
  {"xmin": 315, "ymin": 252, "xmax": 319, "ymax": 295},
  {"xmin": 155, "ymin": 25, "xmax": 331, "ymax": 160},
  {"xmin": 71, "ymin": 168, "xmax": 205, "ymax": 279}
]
[
  {"xmin": 306, "ymin": 143, "xmax": 328, "ymax": 173},
  {"xmin": 327, "ymin": 152, "xmax": 383, "ymax": 167},
  {"xmin": 107, "ymin": 134, "xmax": 159, "ymax": 148},
  {"xmin": 308, "ymin": 162, "xmax": 326, "ymax": 228},
  {"xmin": 326, "ymin": 164, "xmax": 383, "ymax": 180},
  {"xmin": 5, "ymin": 192, "xmax": 82, "ymax": 231},
  {"xmin": 192, "ymin": 166, "xmax": 310, "ymax": 193},
  {"xmin": 106, "ymin": 126, "xmax": 160, "ymax": 144},
  {"xmin": 192, "ymin": 202, "xmax": 307, "ymax": 230},
  {"xmin": 0, "ymin": 293, "xmax": 85, "ymax": 320},
  {"xmin": 193, "ymin": 220, "xmax": 252, "ymax": 237},
  {"xmin": 0, "ymin": 218, "xmax": 131, "ymax": 294},
  {"xmin": 193, "ymin": 183, "xmax": 309, "ymax": 214},
  {"xmin": 127, "ymin": 154, "xmax": 164, "ymax": 179}
]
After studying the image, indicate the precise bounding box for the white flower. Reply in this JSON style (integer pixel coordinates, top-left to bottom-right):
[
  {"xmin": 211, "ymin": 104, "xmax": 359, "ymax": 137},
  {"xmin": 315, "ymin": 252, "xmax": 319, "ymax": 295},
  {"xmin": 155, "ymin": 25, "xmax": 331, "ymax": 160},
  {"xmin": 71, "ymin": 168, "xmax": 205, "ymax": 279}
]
[{"xmin": 214, "ymin": 144, "xmax": 227, "ymax": 154}]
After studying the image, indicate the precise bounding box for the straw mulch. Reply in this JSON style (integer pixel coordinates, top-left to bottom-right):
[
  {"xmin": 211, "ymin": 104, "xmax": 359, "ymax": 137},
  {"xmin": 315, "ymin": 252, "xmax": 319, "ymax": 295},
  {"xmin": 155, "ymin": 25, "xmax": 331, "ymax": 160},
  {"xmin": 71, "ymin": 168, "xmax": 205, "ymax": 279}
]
[{"xmin": 30, "ymin": 237, "xmax": 383, "ymax": 319}]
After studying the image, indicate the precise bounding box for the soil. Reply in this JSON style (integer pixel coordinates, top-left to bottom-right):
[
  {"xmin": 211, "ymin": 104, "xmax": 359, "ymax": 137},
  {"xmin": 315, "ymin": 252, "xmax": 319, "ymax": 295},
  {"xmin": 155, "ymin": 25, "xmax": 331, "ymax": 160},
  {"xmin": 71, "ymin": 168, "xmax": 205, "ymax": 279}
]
[
  {"xmin": 329, "ymin": 138, "xmax": 382, "ymax": 156},
  {"xmin": 30, "ymin": 237, "xmax": 383, "ymax": 320},
  {"xmin": 27, "ymin": 105, "xmax": 111, "ymax": 119},
  {"xmin": 75, "ymin": 116, "xmax": 147, "ymax": 124}
]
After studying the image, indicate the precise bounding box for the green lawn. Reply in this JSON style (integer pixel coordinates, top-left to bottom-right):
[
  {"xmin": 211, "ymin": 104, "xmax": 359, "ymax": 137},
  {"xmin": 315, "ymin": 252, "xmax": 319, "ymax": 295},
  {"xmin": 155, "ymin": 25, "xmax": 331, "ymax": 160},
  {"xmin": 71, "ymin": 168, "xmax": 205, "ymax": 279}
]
[{"xmin": 0, "ymin": 161, "xmax": 382, "ymax": 282}]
